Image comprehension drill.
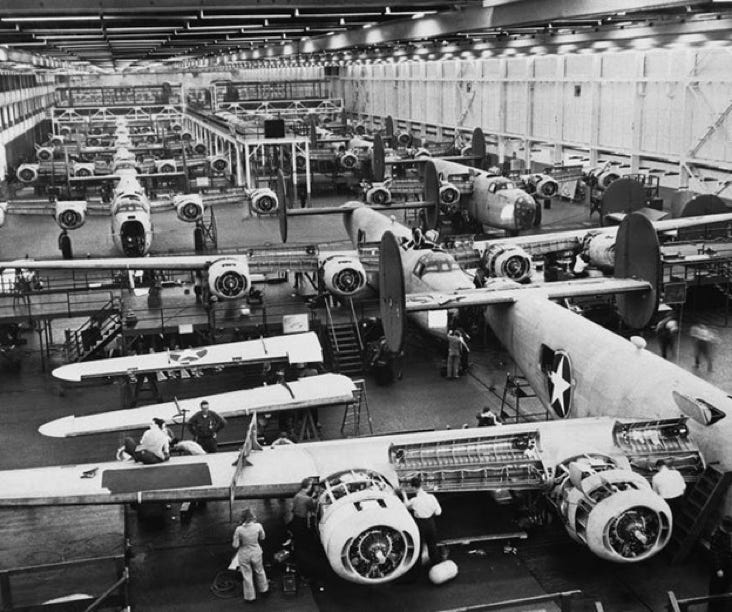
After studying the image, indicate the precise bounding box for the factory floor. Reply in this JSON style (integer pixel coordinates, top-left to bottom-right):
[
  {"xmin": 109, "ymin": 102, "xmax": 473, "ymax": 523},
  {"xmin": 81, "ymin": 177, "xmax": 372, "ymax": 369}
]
[{"xmin": 0, "ymin": 189, "xmax": 726, "ymax": 610}]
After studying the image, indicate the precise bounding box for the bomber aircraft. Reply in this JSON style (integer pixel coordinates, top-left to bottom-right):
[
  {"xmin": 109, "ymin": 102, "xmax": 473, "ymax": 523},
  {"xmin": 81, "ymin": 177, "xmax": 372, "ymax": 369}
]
[{"xmin": 1, "ymin": 172, "xmax": 732, "ymax": 584}]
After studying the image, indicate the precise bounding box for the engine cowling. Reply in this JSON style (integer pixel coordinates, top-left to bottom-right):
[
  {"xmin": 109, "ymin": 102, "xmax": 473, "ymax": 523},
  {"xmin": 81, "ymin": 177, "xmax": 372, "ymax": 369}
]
[
  {"xmin": 339, "ymin": 150, "xmax": 359, "ymax": 170},
  {"xmin": 72, "ymin": 163, "xmax": 95, "ymax": 178},
  {"xmin": 482, "ymin": 244, "xmax": 532, "ymax": 282},
  {"xmin": 364, "ymin": 181, "xmax": 392, "ymax": 206},
  {"xmin": 583, "ymin": 231, "xmax": 616, "ymax": 270},
  {"xmin": 155, "ymin": 159, "xmax": 177, "ymax": 174},
  {"xmin": 36, "ymin": 147, "xmax": 54, "ymax": 162},
  {"xmin": 180, "ymin": 130, "xmax": 193, "ymax": 142},
  {"xmin": 208, "ymin": 155, "xmax": 229, "ymax": 174},
  {"xmin": 207, "ymin": 257, "xmax": 250, "ymax": 300},
  {"xmin": 17, "ymin": 163, "xmax": 39, "ymax": 183},
  {"xmin": 50, "ymin": 135, "xmax": 64, "ymax": 147},
  {"xmin": 395, "ymin": 131, "xmax": 413, "ymax": 147},
  {"xmin": 354, "ymin": 123, "xmax": 367, "ymax": 136},
  {"xmin": 596, "ymin": 170, "xmax": 621, "ymax": 190},
  {"xmin": 295, "ymin": 153, "xmax": 308, "ymax": 170},
  {"xmin": 413, "ymin": 147, "xmax": 431, "ymax": 159},
  {"xmin": 170, "ymin": 122, "xmax": 183, "ymax": 133},
  {"xmin": 523, "ymin": 173, "xmax": 559, "ymax": 198},
  {"xmin": 317, "ymin": 469, "xmax": 420, "ymax": 585},
  {"xmin": 174, "ymin": 194, "xmax": 205, "ymax": 223},
  {"xmin": 321, "ymin": 255, "xmax": 367, "ymax": 297},
  {"xmin": 249, "ymin": 188, "xmax": 279, "ymax": 215},
  {"xmin": 55, "ymin": 200, "xmax": 87, "ymax": 231},
  {"xmin": 553, "ymin": 461, "xmax": 671, "ymax": 562},
  {"xmin": 439, "ymin": 181, "xmax": 461, "ymax": 207},
  {"xmin": 87, "ymin": 136, "xmax": 101, "ymax": 147},
  {"xmin": 59, "ymin": 125, "xmax": 72, "ymax": 137},
  {"xmin": 584, "ymin": 166, "xmax": 621, "ymax": 190},
  {"xmin": 192, "ymin": 141, "xmax": 207, "ymax": 155}
]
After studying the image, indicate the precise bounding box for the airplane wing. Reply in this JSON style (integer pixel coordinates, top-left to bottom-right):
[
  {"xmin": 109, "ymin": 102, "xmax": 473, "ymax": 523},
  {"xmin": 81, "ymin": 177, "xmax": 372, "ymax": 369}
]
[
  {"xmin": 69, "ymin": 171, "xmax": 186, "ymax": 184},
  {"xmin": 53, "ymin": 331, "xmax": 323, "ymax": 382},
  {"xmin": 0, "ymin": 254, "xmax": 242, "ymax": 272},
  {"xmin": 40, "ymin": 373, "xmax": 356, "ymax": 437},
  {"xmin": 470, "ymin": 211, "xmax": 732, "ymax": 258},
  {"xmin": 403, "ymin": 277, "xmax": 650, "ymax": 311}
]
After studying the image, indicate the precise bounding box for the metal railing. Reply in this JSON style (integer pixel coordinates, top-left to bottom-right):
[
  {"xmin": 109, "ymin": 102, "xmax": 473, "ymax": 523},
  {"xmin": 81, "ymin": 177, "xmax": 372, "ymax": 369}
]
[
  {"xmin": 438, "ymin": 590, "xmax": 583, "ymax": 612},
  {"xmin": 0, "ymin": 554, "xmax": 129, "ymax": 612},
  {"xmin": 668, "ymin": 590, "xmax": 732, "ymax": 611}
]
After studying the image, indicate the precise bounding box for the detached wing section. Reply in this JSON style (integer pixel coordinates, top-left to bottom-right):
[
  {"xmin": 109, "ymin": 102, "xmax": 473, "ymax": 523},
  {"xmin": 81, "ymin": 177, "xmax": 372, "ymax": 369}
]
[
  {"xmin": 53, "ymin": 331, "xmax": 323, "ymax": 382},
  {"xmin": 40, "ymin": 373, "xmax": 356, "ymax": 438}
]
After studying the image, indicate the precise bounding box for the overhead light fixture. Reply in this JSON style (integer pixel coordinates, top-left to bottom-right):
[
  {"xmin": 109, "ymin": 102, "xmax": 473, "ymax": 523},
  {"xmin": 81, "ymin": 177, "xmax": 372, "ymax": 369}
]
[
  {"xmin": 187, "ymin": 24, "xmax": 262, "ymax": 31},
  {"xmin": 200, "ymin": 12, "xmax": 291, "ymax": 19},
  {"xmin": 387, "ymin": 9, "xmax": 437, "ymax": 16},
  {"xmin": 107, "ymin": 27, "xmax": 178, "ymax": 32},
  {"xmin": 298, "ymin": 11, "xmax": 382, "ymax": 17}
]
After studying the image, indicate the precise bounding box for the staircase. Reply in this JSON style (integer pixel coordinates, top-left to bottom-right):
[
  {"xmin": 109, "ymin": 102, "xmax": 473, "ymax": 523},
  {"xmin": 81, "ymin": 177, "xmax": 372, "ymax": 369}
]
[
  {"xmin": 64, "ymin": 298, "xmax": 122, "ymax": 362},
  {"xmin": 668, "ymin": 466, "xmax": 732, "ymax": 564},
  {"xmin": 326, "ymin": 322, "xmax": 364, "ymax": 377}
]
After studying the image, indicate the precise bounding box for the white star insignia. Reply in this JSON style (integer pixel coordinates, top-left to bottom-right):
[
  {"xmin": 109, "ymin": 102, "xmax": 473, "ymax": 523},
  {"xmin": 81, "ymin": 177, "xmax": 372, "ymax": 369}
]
[{"xmin": 549, "ymin": 354, "xmax": 571, "ymax": 411}]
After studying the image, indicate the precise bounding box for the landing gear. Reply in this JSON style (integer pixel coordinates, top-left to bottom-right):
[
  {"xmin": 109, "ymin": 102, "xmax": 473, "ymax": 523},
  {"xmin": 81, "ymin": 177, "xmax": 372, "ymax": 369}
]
[
  {"xmin": 194, "ymin": 207, "xmax": 218, "ymax": 253},
  {"xmin": 58, "ymin": 231, "xmax": 73, "ymax": 259}
]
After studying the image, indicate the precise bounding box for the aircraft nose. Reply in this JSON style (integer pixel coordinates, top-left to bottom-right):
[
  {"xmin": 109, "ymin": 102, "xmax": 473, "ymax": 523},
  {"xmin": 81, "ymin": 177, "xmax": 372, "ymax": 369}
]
[{"xmin": 514, "ymin": 197, "xmax": 537, "ymax": 230}]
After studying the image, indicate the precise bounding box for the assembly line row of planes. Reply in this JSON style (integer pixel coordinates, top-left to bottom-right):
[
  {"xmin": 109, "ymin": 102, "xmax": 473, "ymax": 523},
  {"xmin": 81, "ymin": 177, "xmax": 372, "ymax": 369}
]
[{"xmin": 1, "ymin": 164, "xmax": 732, "ymax": 585}]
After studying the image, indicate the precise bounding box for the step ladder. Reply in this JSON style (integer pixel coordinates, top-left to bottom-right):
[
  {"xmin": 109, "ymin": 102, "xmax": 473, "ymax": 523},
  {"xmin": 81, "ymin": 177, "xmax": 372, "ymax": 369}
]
[
  {"xmin": 326, "ymin": 321, "xmax": 364, "ymax": 377},
  {"xmin": 498, "ymin": 372, "xmax": 548, "ymax": 423},
  {"xmin": 668, "ymin": 466, "xmax": 732, "ymax": 564},
  {"xmin": 340, "ymin": 379, "xmax": 373, "ymax": 437},
  {"xmin": 64, "ymin": 298, "xmax": 122, "ymax": 362}
]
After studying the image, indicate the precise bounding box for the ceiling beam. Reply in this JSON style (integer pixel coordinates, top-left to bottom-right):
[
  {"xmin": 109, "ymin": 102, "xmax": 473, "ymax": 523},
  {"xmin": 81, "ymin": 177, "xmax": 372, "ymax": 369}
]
[{"xmin": 298, "ymin": 0, "xmax": 708, "ymax": 53}]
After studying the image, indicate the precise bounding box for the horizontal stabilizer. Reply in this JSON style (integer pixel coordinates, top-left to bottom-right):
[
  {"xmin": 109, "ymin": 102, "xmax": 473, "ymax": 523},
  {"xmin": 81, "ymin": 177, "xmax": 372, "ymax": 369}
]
[{"xmin": 404, "ymin": 277, "xmax": 650, "ymax": 312}]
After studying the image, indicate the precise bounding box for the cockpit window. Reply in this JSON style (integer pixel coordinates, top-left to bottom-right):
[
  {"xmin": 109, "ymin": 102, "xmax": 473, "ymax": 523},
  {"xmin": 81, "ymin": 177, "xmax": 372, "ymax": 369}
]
[
  {"xmin": 413, "ymin": 253, "xmax": 459, "ymax": 277},
  {"xmin": 488, "ymin": 178, "xmax": 515, "ymax": 193}
]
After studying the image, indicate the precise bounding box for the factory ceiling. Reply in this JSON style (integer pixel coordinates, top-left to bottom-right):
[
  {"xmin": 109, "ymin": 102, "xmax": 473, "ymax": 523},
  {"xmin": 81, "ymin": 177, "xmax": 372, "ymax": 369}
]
[{"xmin": 0, "ymin": 0, "xmax": 730, "ymax": 72}]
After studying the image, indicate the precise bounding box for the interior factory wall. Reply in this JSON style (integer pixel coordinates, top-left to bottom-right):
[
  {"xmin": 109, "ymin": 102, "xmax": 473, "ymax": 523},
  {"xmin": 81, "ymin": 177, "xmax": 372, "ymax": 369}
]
[{"xmin": 343, "ymin": 46, "xmax": 732, "ymax": 194}]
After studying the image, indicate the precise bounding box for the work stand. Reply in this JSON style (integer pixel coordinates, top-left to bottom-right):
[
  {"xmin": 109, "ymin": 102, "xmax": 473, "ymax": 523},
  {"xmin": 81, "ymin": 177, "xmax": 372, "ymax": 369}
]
[{"xmin": 340, "ymin": 379, "xmax": 374, "ymax": 437}]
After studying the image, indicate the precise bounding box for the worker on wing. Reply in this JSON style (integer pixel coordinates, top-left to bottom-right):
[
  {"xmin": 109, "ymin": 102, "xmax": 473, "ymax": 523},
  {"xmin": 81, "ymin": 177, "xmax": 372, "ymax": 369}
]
[
  {"xmin": 122, "ymin": 417, "xmax": 170, "ymax": 464},
  {"xmin": 187, "ymin": 399, "xmax": 227, "ymax": 453}
]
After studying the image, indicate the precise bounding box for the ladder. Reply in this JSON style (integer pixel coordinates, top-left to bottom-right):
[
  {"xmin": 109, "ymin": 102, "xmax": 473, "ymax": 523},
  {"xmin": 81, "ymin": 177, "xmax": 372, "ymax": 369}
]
[
  {"xmin": 326, "ymin": 321, "xmax": 364, "ymax": 377},
  {"xmin": 64, "ymin": 298, "xmax": 122, "ymax": 362},
  {"xmin": 668, "ymin": 466, "xmax": 732, "ymax": 564},
  {"xmin": 499, "ymin": 372, "xmax": 547, "ymax": 423},
  {"xmin": 340, "ymin": 378, "xmax": 373, "ymax": 437}
]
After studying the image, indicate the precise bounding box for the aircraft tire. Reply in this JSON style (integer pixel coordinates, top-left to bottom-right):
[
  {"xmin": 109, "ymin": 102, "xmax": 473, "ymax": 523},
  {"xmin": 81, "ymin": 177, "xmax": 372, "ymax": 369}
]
[
  {"xmin": 59, "ymin": 233, "xmax": 73, "ymax": 260},
  {"xmin": 194, "ymin": 227, "xmax": 205, "ymax": 253},
  {"xmin": 533, "ymin": 202, "xmax": 542, "ymax": 227}
]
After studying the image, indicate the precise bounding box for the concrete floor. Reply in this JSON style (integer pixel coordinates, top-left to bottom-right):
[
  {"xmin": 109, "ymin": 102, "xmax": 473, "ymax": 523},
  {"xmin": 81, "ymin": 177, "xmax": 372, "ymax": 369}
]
[{"xmin": 0, "ymin": 190, "xmax": 726, "ymax": 610}]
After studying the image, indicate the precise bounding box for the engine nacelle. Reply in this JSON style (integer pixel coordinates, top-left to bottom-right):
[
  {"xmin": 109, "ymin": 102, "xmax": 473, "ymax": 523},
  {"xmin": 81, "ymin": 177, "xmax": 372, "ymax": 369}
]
[
  {"xmin": 192, "ymin": 141, "xmax": 207, "ymax": 155},
  {"xmin": 363, "ymin": 180, "xmax": 392, "ymax": 206},
  {"xmin": 36, "ymin": 147, "xmax": 54, "ymax": 162},
  {"xmin": 583, "ymin": 231, "xmax": 616, "ymax": 270},
  {"xmin": 321, "ymin": 255, "xmax": 367, "ymax": 297},
  {"xmin": 395, "ymin": 131, "xmax": 413, "ymax": 147},
  {"xmin": 207, "ymin": 257, "xmax": 250, "ymax": 300},
  {"xmin": 208, "ymin": 155, "xmax": 229, "ymax": 174},
  {"xmin": 0, "ymin": 201, "xmax": 7, "ymax": 228},
  {"xmin": 174, "ymin": 194, "xmax": 205, "ymax": 223},
  {"xmin": 249, "ymin": 188, "xmax": 279, "ymax": 215},
  {"xmin": 17, "ymin": 163, "xmax": 39, "ymax": 183},
  {"xmin": 317, "ymin": 469, "xmax": 420, "ymax": 585},
  {"xmin": 439, "ymin": 181, "xmax": 461, "ymax": 207},
  {"xmin": 584, "ymin": 165, "xmax": 621, "ymax": 190},
  {"xmin": 482, "ymin": 244, "xmax": 533, "ymax": 283},
  {"xmin": 54, "ymin": 200, "xmax": 87, "ymax": 231},
  {"xmin": 87, "ymin": 136, "xmax": 101, "ymax": 147},
  {"xmin": 50, "ymin": 135, "xmax": 64, "ymax": 147},
  {"xmin": 72, "ymin": 163, "xmax": 95, "ymax": 178},
  {"xmin": 339, "ymin": 150, "xmax": 359, "ymax": 170},
  {"xmin": 155, "ymin": 159, "xmax": 177, "ymax": 174},
  {"xmin": 59, "ymin": 125, "xmax": 72, "ymax": 137},
  {"xmin": 523, "ymin": 173, "xmax": 559, "ymax": 198},
  {"xmin": 353, "ymin": 123, "xmax": 367, "ymax": 136},
  {"xmin": 553, "ymin": 464, "xmax": 671, "ymax": 562},
  {"xmin": 180, "ymin": 130, "xmax": 193, "ymax": 142},
  {"xmin": 413, "ymin": 147, "xmax": 431, "ymax": 159},
  {"xmin": 170, "ymin": 122, "xmax": 183, "ymax": 133}
]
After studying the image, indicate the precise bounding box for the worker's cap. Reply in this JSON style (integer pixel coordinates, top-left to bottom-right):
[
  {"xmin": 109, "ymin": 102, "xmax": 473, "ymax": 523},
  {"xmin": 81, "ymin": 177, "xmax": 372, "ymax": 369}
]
[
  {"xmin": 295, "ymin": 363, "xmax": 306, "ymax": 369},
  {"xmin": 153, "ymin": 417, "xmax": 166, "ymax": 427}
]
